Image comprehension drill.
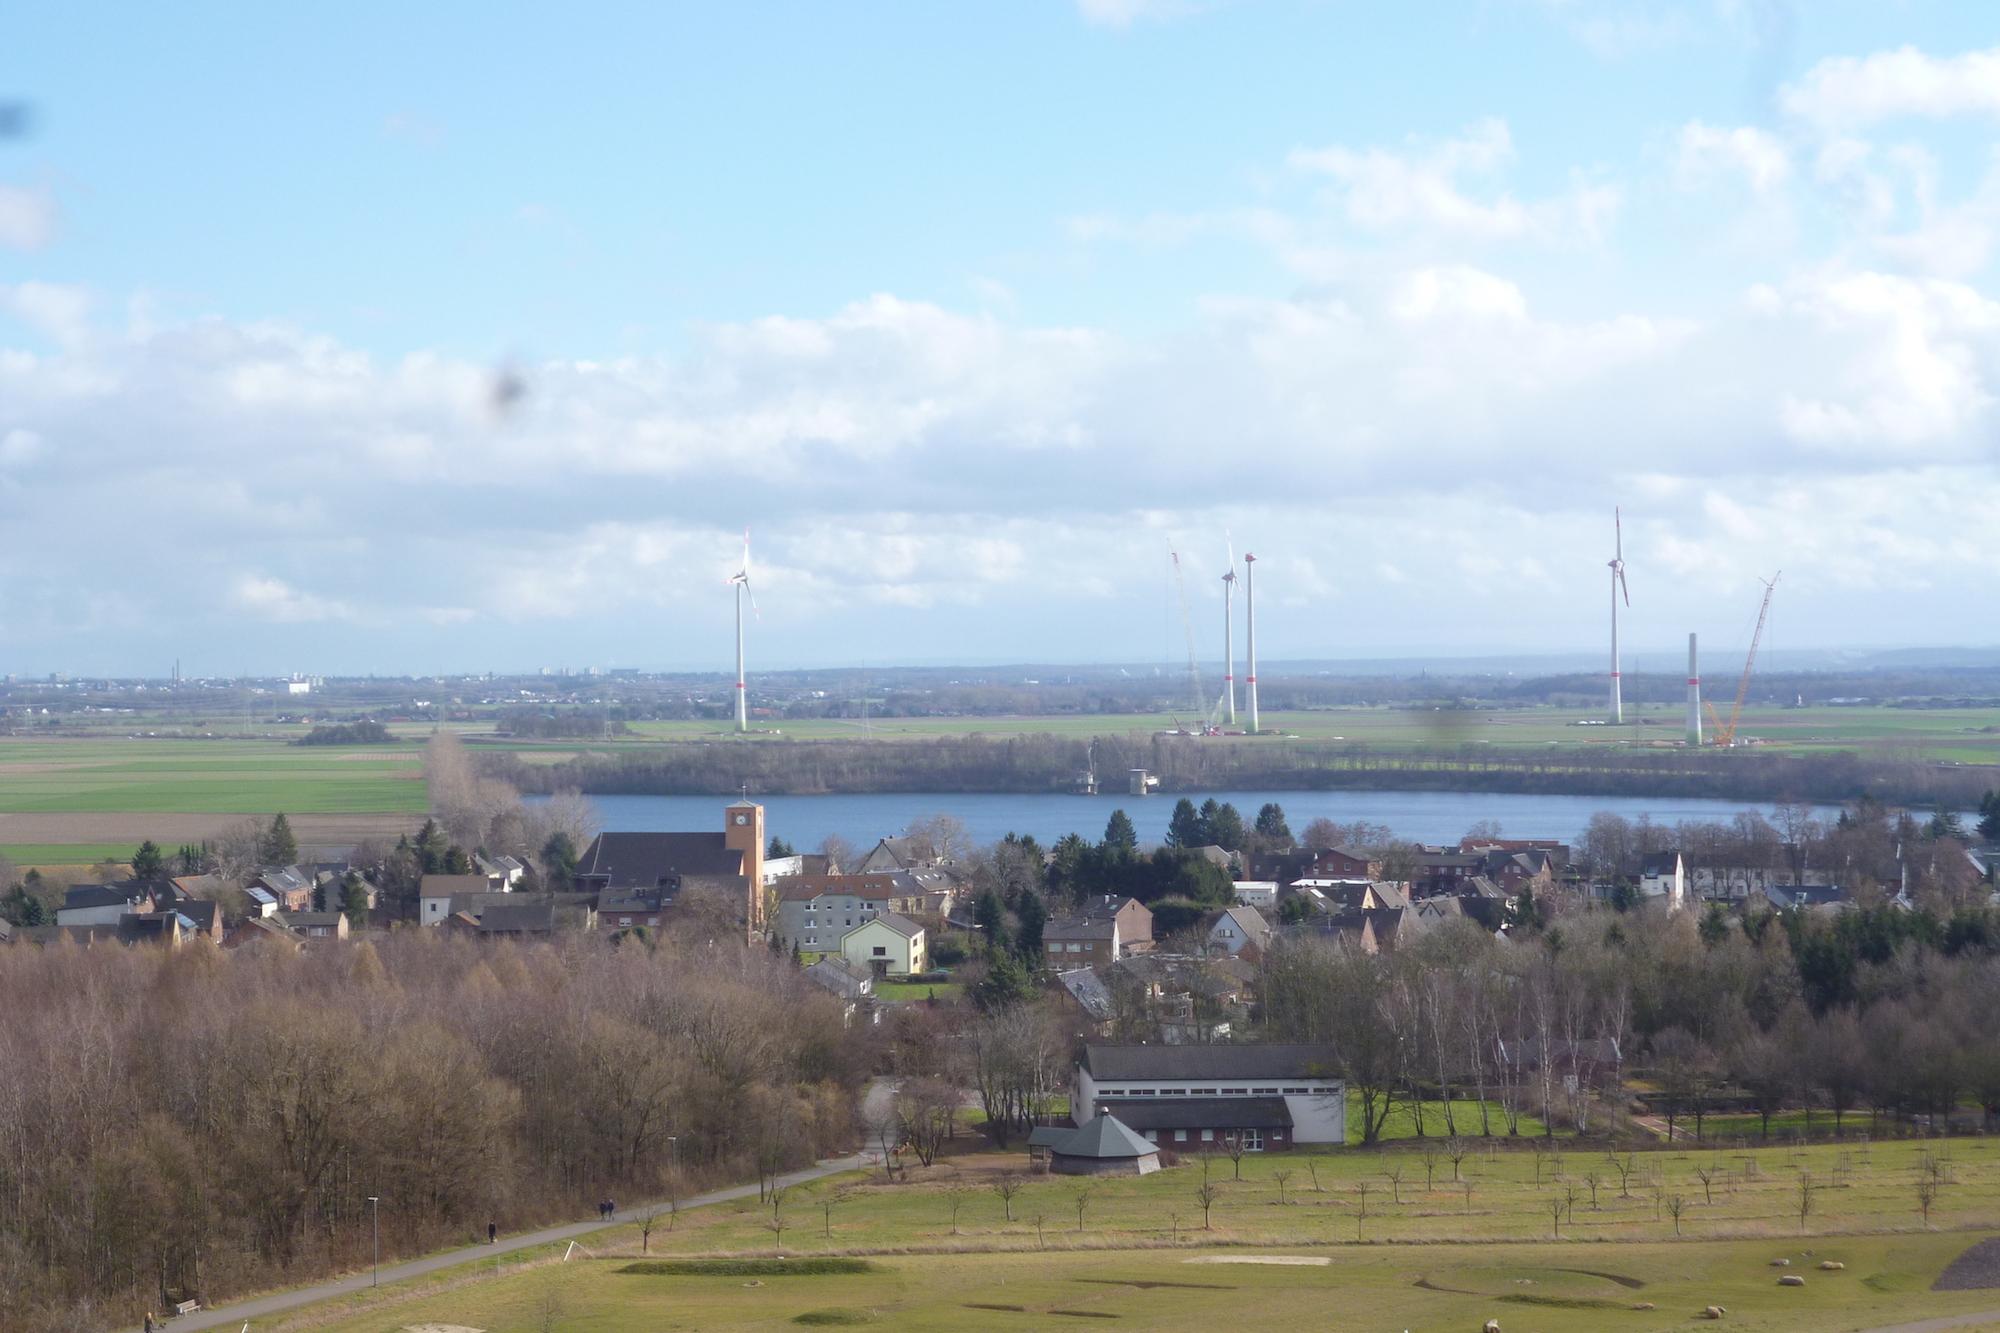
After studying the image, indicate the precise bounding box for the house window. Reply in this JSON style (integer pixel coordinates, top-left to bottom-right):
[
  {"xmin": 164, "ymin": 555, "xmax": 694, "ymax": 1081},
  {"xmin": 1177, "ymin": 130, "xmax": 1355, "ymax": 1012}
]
[
  {"xmin": 1047, "ymin": 943, "xmax": 1061, "ymax": 954},
  {"xmin": 1175, "ymin": 1130, "xmax": 1189, "ymax": 1143},
  {"xmin": 1142, "ymin": 1130, "xmax": 1157, "ymax": 1141},
  {"xmin": 1281, "ymin": 1087, "xmax": 1309, "ymax": 1095},
  {"xmin": 805, "ymin": 937, "xmax": 817, "ymax": 947},
  {"xmin": 619, "ymin": 916, "xmax": 632, "ymax": 926},
  {"xmin": 1200, "ymin": 1129, "xmax": 1214, "ymax": 1142},
  {"xmin": 1243, "ymin": 1129, "xmax": 1264, "ymax": 1151},
  {"xmin": 1252, "ymin": 1087, "xmax": 1279, "ymax": 1094},
  {"xmin": 872, "ymin": 946, "xmax": 886, "ymax": 957},
  {"xmin": 1222, "ymin": 1087, "xmax": 1247, "ymax": 1095}
]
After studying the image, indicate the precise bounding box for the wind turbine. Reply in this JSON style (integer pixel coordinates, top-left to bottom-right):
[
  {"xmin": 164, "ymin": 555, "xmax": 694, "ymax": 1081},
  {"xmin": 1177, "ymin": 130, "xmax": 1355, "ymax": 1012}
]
[
  {"xmin": 1243, "ymin": 551, "xmax": 1259, "ymax": 734},
  {"xmin": 1608, "ymin": 507, "xmax": 1629, "ymax": 725},
  {"xmin": 726, "ymin": 530, "xmax": 756, "ymax": 733},
  {"xmin": 1219, "ymin": 536, "xmax": 1238, "ymax": 727}
]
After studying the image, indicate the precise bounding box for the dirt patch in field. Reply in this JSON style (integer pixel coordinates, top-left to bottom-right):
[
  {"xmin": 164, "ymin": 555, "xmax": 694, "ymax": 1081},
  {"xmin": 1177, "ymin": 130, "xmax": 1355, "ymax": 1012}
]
[
  {"xmin": 0, "ymin": 812, "xmax": 423, "ymax": 848},
  {"xmin": 1933, "ymin": 1237, "xmax": 2000, "ymax": 1290},
  {"xmin": 1184, "ymin": 1256, "xmax": 1329, "ymax": 1267}
]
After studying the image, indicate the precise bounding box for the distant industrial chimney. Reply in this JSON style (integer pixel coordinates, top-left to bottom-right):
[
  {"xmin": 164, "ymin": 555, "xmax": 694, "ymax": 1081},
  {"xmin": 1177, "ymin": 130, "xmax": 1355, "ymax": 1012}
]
[{"xmin": 1687, "ymin": 632, "xmax": 1702, "ymax": 747}]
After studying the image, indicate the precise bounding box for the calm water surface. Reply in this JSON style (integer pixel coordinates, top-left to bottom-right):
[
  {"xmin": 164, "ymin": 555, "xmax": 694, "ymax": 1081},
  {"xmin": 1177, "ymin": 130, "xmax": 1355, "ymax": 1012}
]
[{"xmin": 566, "ymin": 790, "xmax": 1839, "ymax": 850}]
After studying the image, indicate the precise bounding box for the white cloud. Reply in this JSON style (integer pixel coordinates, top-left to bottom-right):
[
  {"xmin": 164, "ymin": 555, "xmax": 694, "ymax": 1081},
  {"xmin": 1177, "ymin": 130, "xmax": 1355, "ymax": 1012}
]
[
  {"xmin": 1675, "ymin": 122, "xmax": 1790, "ymax": 194},
  {"xmin": 1769, "ymin": 270, "xmax": 2000, "ymax": 450},
  {"xmin": 0, "ymin": 184, "xmax": 55, "ymax": 250},
  {"xmin": 1075, "ymin": 0, "xmax": 1191, "ymax": 28},
  {"xmin": 1288, "ymin": 119, "xmax": 1618, "ymax": 243},
  {"xmin": 1, "ymin": 282, "xmax": 93, "ymax": 349},
  {"xmin": 1782, "ymin": 45, "xmax": 2000, "ymax": 131},
  {"xmin": 229, "ymin": 575, "xmax": 354, "ymax": 624}
]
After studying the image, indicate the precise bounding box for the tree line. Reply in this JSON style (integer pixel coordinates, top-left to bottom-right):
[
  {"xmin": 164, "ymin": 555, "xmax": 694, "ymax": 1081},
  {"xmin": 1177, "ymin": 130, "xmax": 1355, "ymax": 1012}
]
[
  {"xmin": 485, "ymin": 731, "xmax": 2000, "ymax": 808},
  {"xmin": 0, "ymin": 931, "xmax": 866, "ymax": 1332}
]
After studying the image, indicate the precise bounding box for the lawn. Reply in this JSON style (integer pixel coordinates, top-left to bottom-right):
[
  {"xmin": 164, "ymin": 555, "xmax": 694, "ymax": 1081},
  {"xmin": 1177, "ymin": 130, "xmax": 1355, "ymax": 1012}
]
[
  {"xmin": 0, "ymin": 842, "xmax": 140, "ymax": 866},
  {"xmin": 266, "ymin": 1133, "xmax": 2000, "ymax": 1332},
  {"xmin": 873, "ymin": 981, "xmax": 964, "ymax": 1003},
  {"xmin": 1352, "ymin": 1093, "xmax": 1552, "ymax": 1144},
  {"xmin": 277, "ymin": 1232, "xmax": 2000, "ymax": 1333}
]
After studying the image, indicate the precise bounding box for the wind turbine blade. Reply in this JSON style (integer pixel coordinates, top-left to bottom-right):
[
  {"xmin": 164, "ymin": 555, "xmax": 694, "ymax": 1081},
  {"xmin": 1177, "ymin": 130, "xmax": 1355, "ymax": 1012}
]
[
  {"xmin": 745, "ymin": 577, "xmax": 761, "ymax": 620},
  {"xmin": 1619, "ymin": 567, "xmax": 1630, "ymax": 607},
  {"xmin": 1615, "ymin": 506, "xmax": 1623, "ymax": 562}
]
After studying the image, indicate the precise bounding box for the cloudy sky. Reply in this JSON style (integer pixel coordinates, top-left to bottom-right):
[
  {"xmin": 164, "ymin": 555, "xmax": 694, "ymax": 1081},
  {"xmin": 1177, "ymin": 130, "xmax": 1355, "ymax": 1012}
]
[{"xmin": 3, "ymin": 2, "xmax": 1999, "ymax": 677}]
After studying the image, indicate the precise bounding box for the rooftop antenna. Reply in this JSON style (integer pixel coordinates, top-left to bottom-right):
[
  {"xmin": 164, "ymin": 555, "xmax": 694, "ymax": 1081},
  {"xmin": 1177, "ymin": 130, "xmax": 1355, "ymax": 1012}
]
[
  {"xmin": 1608, "ymin": 507, "xmax": 1629, "ymax": 725},
  {"xmin": 725, "ymin": 530, "xmax": 756, "ymax": 733}
]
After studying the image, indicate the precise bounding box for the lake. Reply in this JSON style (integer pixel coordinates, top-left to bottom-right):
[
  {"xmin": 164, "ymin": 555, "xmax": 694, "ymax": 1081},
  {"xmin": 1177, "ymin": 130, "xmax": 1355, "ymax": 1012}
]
[{"xmin": 565, "ymin": 790, "xmax": 1839, "ymax": 851}]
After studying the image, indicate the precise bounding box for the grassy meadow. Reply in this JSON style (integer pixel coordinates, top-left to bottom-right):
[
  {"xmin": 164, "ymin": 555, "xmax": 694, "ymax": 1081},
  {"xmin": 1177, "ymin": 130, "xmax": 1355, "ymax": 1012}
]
[{"xmin": 267, "ymin": 1136, "xmax": 2000, "ymax": 1332}]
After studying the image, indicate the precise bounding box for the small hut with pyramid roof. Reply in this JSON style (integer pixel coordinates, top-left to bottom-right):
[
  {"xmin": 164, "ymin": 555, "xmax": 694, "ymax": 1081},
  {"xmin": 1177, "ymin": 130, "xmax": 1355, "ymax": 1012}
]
[{"xmin": 1047, "ymin": 1109, "xmax": 1161, "ymax": 1177}]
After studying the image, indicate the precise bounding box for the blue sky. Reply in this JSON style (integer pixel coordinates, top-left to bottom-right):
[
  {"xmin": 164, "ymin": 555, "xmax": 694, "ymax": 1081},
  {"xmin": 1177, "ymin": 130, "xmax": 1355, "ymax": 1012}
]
[{"xmin": 3, "ymin": 2, "xmax": 1999, "ymax": 675}]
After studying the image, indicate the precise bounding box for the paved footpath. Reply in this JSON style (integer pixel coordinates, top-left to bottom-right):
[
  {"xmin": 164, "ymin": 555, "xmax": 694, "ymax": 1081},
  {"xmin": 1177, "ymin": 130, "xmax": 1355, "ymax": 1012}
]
[{"xmin": 132, "ymin": 1150, "xmax": 875, "ymax": 1333}]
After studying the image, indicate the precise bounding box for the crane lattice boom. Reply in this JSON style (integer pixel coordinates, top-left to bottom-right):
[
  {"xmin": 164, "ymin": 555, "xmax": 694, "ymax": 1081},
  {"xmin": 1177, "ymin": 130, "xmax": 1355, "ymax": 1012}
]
[{"xmin": 1715, "ymin": 572, "xmax": 1780, "ymax": 747}]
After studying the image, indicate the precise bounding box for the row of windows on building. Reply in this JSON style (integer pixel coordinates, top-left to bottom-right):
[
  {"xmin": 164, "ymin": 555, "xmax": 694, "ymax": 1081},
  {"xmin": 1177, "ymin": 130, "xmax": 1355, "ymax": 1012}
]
[
  {"xmin": 1143, "ymin": 1128, "xmax": 1269, "ymax": 1149},
  {"xmin": 1094, "ymin": 1086, "xmax": 1322, "ymax": 1097}
]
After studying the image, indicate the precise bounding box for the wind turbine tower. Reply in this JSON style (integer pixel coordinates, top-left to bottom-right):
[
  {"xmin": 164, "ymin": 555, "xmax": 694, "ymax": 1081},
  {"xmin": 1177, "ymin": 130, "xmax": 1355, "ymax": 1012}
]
[
  {"xmin": 1608, "ymin": 508, "xmax": 1629, "ymax": 725},
  {"xmin": 1686, "ymin": 632, "xmax": 1702, "ymax": 746},
  {"xmin": 727, "ymin": 531, "xmax": 755, "ymax": 733},
  {"xmin": 1220, "ymin": 546, "xmax": 1238, "ymax": 726},
  {"xmin": 1243, "ymin": 551, "xmax": 1259, "ymax": 734}
]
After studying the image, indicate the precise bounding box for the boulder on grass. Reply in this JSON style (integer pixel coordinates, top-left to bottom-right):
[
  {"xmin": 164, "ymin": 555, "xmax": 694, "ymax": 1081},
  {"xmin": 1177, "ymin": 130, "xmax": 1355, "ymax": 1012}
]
[
  {"xmin": 1819, "ymin": 1261, "xmax": 1845, "ymax": 1271},
  {"xmin": 1779, "ymin": 1275, "xmax": 1806, "ymax": 1287}
]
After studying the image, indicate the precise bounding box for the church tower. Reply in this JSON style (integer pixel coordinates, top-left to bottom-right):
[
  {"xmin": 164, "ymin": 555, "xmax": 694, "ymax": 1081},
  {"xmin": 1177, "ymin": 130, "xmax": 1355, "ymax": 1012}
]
[{"xmin": 724, "ymin": 799, "xmax": 766, "ymax": 931}]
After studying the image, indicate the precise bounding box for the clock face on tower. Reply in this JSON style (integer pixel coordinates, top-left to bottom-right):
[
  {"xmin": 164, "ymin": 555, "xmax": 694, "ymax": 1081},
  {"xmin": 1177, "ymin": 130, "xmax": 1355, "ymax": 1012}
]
[{"xmin": 734, "ymin": 814, "xmax": 748, "ymax": 825}]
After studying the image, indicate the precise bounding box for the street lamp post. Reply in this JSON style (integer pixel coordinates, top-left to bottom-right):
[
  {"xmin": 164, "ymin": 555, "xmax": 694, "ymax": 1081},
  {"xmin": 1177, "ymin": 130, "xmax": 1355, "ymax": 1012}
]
[{"xmin": 367, "ymin": 1196, "xmax": 380, "ymax": 1287}]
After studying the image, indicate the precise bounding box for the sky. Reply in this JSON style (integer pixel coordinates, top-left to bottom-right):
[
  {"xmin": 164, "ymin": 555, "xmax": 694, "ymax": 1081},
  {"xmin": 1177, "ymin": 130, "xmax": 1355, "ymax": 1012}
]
[{"xmin": 3, "ymin": 1, "xmax": 2000, "ymax": 677}]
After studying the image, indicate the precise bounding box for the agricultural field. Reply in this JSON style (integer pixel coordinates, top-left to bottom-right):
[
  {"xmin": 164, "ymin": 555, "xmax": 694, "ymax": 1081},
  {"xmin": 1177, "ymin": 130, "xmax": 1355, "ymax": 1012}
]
[
  {"xmin": 582, "ymin": 702, "xmax": 2000, "ymax": 763},
  {"xmin": 269, "ymin": 1137, "xmax": 2000, "ymax": 1332},
  {"xmin": 0, "ymin": 737, "xmax": 428, "ymax": 865}
]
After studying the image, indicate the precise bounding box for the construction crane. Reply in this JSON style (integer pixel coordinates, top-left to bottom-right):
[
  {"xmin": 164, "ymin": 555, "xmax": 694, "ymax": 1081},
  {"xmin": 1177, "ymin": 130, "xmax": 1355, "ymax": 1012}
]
[{"xmin": 1705, "ymin": 572, "xmax": 1780, "ymax": 747}]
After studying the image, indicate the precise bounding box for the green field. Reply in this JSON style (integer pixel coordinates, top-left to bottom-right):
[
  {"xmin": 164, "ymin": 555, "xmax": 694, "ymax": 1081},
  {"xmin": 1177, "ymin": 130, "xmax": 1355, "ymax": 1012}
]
[
  {"xmin": 268, "ymin": 1136, "xmax": 2000, "ymax": 1332},
  {"xmin": 0, "ymin": 738, "xmax": 428, "ymax": 815},
  {"xmin": 540, "ymin": 702, "xmax": 2000, "ymax": 763},
  {"xmin": 0, "ymin": 842, "xmax": 140, "ymax": 866}
]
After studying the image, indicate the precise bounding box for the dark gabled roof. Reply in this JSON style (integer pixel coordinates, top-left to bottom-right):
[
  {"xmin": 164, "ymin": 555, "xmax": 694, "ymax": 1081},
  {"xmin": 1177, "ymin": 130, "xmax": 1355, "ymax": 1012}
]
[
  {"xmin": 253, "ymin": 866, "xmax": 313, "ymax": 894},
  {"xmin": 1027, "ymin": 1125, "xmax": 1073, "ymax": 1148},
  {"xmin": 1098, "ymin": 1097, "xmax": 1294, "ymax": 1132},
  {"xmin": 863, "ymin": 835, "xmax": 940, "ymax": 868},
  {"xmin": 420, "ymin": 874, "xmax": 490, "ymax": 898},
  {"xmin": 1045, "ymin": 915, "xmax": 1118, "ymax": 942},
  {"xmin": 777, "ymin": 872, "xmax": 919, "ymax": 904},
  {"xmin": 572, "ymin": 832, "xmax": 742, "ymax": 890},
  {"xmin": 479, "ymin": 902, "xmax": 556, "ymax": 933},
  {"xmin": 805, "ymin": 957, "xmax": 873, "ymax": 999},
  {"xmin": 1050, "ymin": 1111, "xmax": 1157, "ymax": 1160},
  {"xmin": 61, "ymin": 883, "xmax": 144, "ymax": 910},
  {"xmin": 1640, "ymin": 851, "xmax": 1684, "ymax": 875},
  {"xmin": 174, "ymin": 900, "xmax": 220, "ymax": 931},
  {"xmin": 1083, "ymin": 1043, "xmax": 1340, "ymax": 1081},
  {"xmin": 1058, "ymin": 967, "xmax": 1114, "ymax": 1020},
  {"xmin": 277, "ymin": 911, "xmax": 343, "ymax": 929},
  {"xmin": 855, "ymin": 910, "xmax": 922, "ymax": 940}
]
